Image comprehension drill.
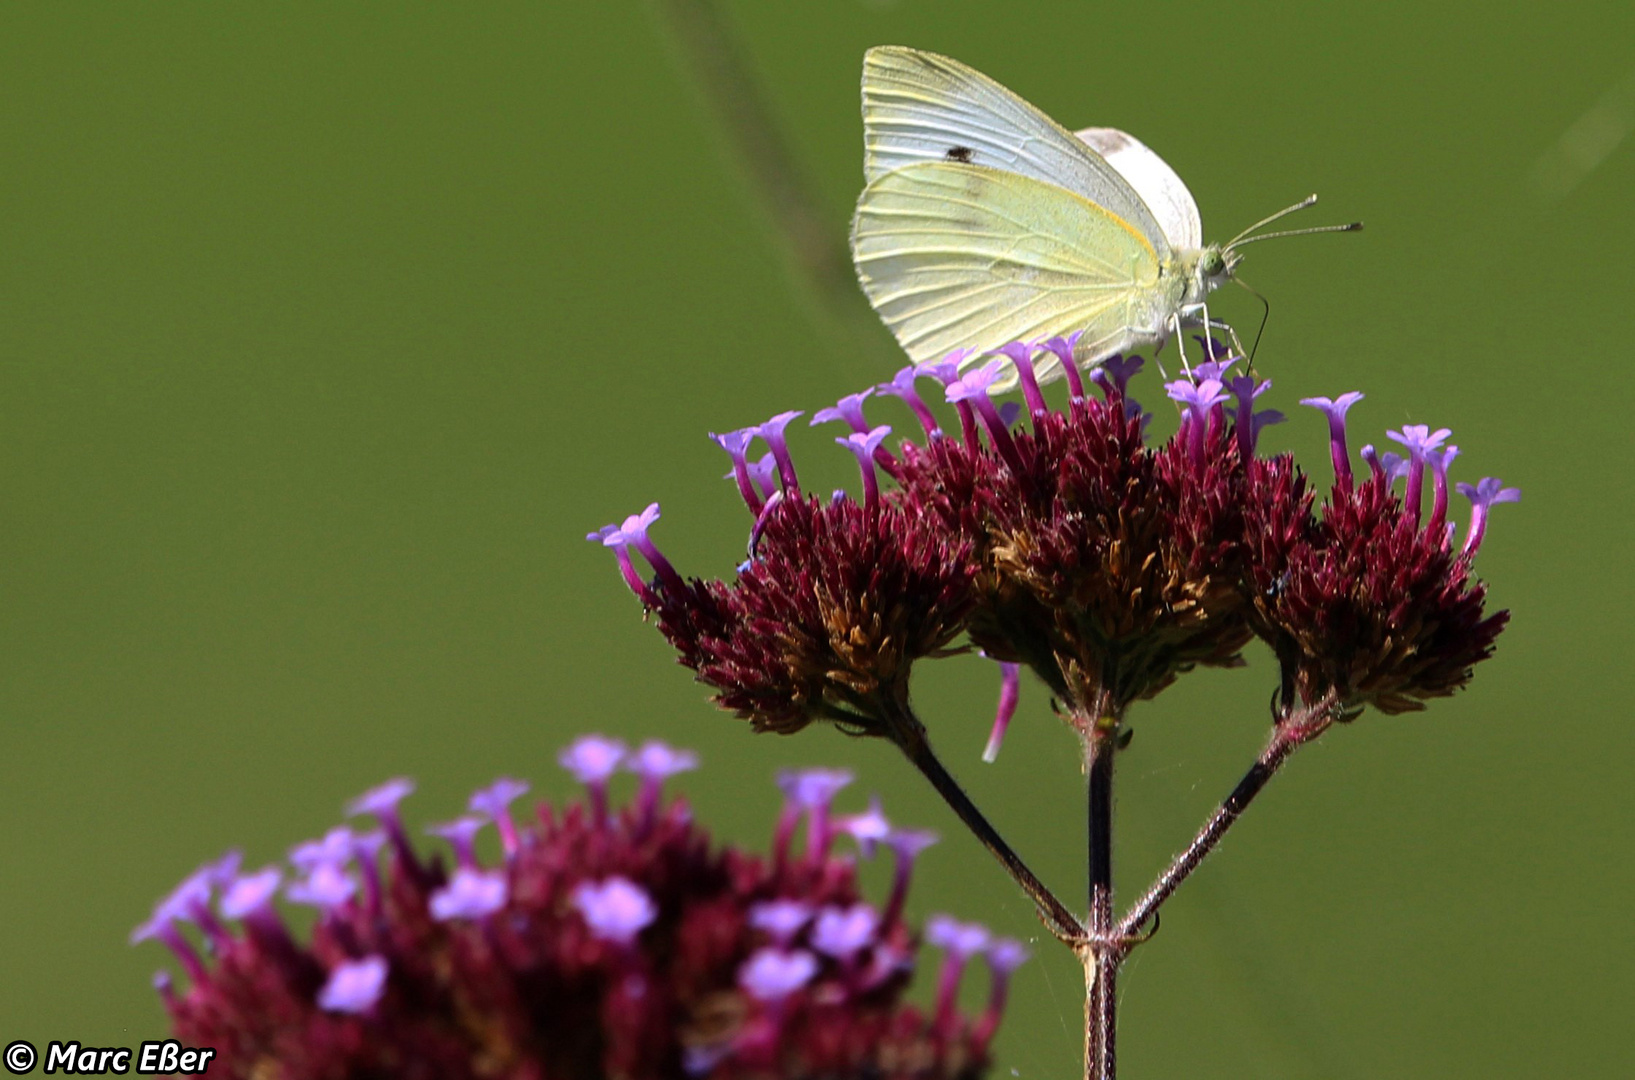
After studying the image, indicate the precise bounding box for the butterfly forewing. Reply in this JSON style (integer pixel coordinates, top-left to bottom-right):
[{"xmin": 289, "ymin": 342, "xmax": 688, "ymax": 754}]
[
  {"xmin": 861, "ymin": 46, "xmax": 1170, "ymax": 255},
  {"xmin": 852, "ymin": 162, "xmax": 1161, "ymax": 367}
]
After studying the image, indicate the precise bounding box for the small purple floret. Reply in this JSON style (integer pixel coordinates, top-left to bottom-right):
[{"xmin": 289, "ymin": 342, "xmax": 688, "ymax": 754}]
[
  {"xmin": 290, "ymin": 826, "xmax": 356, "ymax": 872},
  {"xmin": 776, "ymin": 766, "xmax": 853, "ymax": 858},
  {"xmin": 987, "ymin": 342, "xmax": 1047, "ymax": 418},
  {"xmin": 346, "ymin": 778, "xmax": 414, "ymax": 823},
  {"xmin": 710, "ymin": 428, "xmax": 763, "ymax": 513},
  {"xmin": 755, "ymin": 411, "xmax": 804, "ymax": 495},
  {"xmin": 219, "ymin": 868, "xmax": 283, "ymax": 920},
  {"xmin": 426, "ymin": 816, "xmax": 486, "ymax": 869},
  {"xmin": 560, "ymin": 734, "xmax": 627, "ymax": 785},
  {"xmin": 1167, "ymin": 377, "xmax": 1229, "ymax": 460},
  {"xmin": 981, "ymin": 660, "xmax": 1022, "ymax": 764},
  {"xmin": 738, "ymin": 947, "xmax": 818, "ymax": 1003},
  {"xmin": 429, "ymin": 867, "xmax": 508, "ymax": 921},
  {"xmin": 1092, "ymin": 354, "xmax": 1144, "ymax": 398},
  {"xmin": 1299, "ymin": 392, "xmax": 1365, "ymax": 487},
  {"xmin": 838, "ymin": 795, "xmax": 891, "ymax": 859},
  {"xmin": 811, "ymin": 903, "xmax": 879, "ymax": 961},
  {"xmin": 286, "ymin": 864, "xmax": 357, "ymax": 910},
  {"xmin": 837, "ymin": 425, "xmax": 893, "ymax": 509},
  {"xmin": 1035, "ymin": 331, "xmax": 1087, "ymax": 400},
  {"xmin": 877, "ymin": 365, "xmax": 942, "ymax": 437},
  {"xmin": 469, "ymin": 778, "xmax": 530, "ymax": 858},
  {"xmin": 812, "ymin": 389, "xmax": 874, "ymax": 434},
  {"xmin": 573, "ymin": 876, "xmax": 657, "ymax": 945},
  {"xmin": 1456, "ymin": 477, "xmax": 1521, "ymax": 557},
  {"xmin": 317, "ymin": 955, "xmax": 388, "ymax": 1014},
  {"xmin": 749, "ymin": 899, "xmax": 813, "ymax": 945},
  {"xmin": 926, "ymin": 914, "xmax": 992, "ymax": 958},
  {"xmin": 626, "ymin": 739, "xmax": 699, "ymax": 823}
]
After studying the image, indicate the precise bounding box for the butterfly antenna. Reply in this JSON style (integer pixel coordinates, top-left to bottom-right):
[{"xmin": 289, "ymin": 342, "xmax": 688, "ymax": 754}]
[
  {"xmin": 1225, "ymin": 194, "xmax": 1319, "ymax": 248},
  {"xmin": 1230, "ymin": 220, "xmax": 1363, "ymax": 248},
  {"xmin": 1232, "ymin": 275, "xmax": 1273, "ymax": 370}
]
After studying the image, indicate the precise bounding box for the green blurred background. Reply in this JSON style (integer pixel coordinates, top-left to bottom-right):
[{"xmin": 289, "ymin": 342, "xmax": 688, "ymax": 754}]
[{"xmin": 2, "ymin": 2, "xmax": 1630, "ymax": 1076}]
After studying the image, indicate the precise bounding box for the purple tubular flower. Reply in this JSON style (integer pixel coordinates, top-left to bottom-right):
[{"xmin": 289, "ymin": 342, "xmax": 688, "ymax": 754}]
[
  {"xmin": 429, "ymin": 868, "xmax": 508, "ymax": 921},
  {"xmin": 586, "ymin": 523, "xmax": 656, "ymax": 604},
  {"xmin": 1166, "ymin": 377, "xmax": 1230, "ymax": 460},
  {"xmin": 600, "ymin": 503, "xmax": 686, "ymax": 597},
  {"xmin": 1387, "ymin": 424, "xmax": 1453, "ymax": 527},
  {"xmin": 559, "ymin": 734, "xmax": 627, "ymax": 822},
  {"xmin": 946, "ymin": 361, "xmax": 1027, "ymax": 475},
  {"xmin": 1092, "ymin": 353, "xmax": 1144, "ymax": 398},
  {"xmin": 1457, "ymin": 477, "xmax": 1521, "ymax": 556},
  {"xmin": 1035, "ymin": 331, "xmax": 1087, "ymax": 400},
  {"xmin": 625, "ymin": 739, "xmax": 699, "ymax": 824},
  {"xmin": 745, "ymin": 453, "xmax": 779, "ymax": 503},
  {"xmin": 877, "ymin": 365, "xmax": 942, "ymax": 438},
  {"xmin": 572, "ymin": 877, "xmax": 657, "ymax": 946},
  {"xmin": 710, "ymin": 428, "xmax": 763, "ymax": 513},
  {"xmin": 987, "ymin": 341, "xmax": 1047, "ymax": 419},
  {"xmin": 775, "ymin": 767, "xmax": 853, "ymax": 859},
  {"xmin": 1227, "ymin": 374, "xmax": 1284, "ymax": 458},
  {"xmin": 344, "ymin": 778, "xmax": 421, "ymax": 876},
  {"xmin": 927, "ymin": 915, "xmax": 992, "ymax": 1030},
  {"xmin": 286, "ymin": 864, "xmax": 357, "ymax": 911},
  {"xmin": 749, "ymin": 899, "xmax": 812, "ymax": 946},
  {"xmin": 1427, "ymin": 446, "xmax": 1460, "ymax": 537},
  {"xmin": 837, "ymin": 425, "xmax": 893, "ymax": 511},
  {"xmin": 426, "ymin": 816, "xmax": 486, "ymax": 870},
  {"xmin": 317, "ymin": 955, "xmax": 388, "ymax": 1015},
  {"xmin": 738, "ymin": 947, "xmax": 818, "ymax": 1003},
  {"xmin": 972, "ymin": 938, "xmax": 1031, "ymax": 1052},
  {"xmin": 130, "ymin": 870, "xmax": 215, "ymax": 980},
  {"xmin": 838, "ymin": 795, "xmax": 891, "ymax": 859},
  {"xmin": 811, "ymin": 389, "xmax": 874, "ymax": 434},
  {"xmin": 755, "ymin": 411, "xmax": 804, "ymax": 495},
  {"xmin": 219, "ymin": 868, "xmax": 283, "ymax": 921},
  {"xmin": 350, "ymin": 830, "xmax": 387, "ymax": 913},
  {"xmin": 811, "ymin": 903, "xmax": 880, "ymax": 962},
  {"xmin": 1300, "ymin": 393, "xmax": 1365, "ymax": 488},
  {"xmin": 919, "ymin": 350, "xmax": 980, "ymax": 445},
  {"xmin": 468, "ymin": 778, "xmax": 530, "ymax": 858},
  {"xmin": 882, "ymin": 827, "xmax": 939, "ymax": 929},
  {"xmin": 1191, "ymin": 356, "xmax": 1240, "ymax": 383},
  {"xmin": 290, "ymin": 827, "xmax": 355, "ymax": 873},
  {"xmin": 981, "ymin": 660, "xmax": 1022, "ymax": 764}
]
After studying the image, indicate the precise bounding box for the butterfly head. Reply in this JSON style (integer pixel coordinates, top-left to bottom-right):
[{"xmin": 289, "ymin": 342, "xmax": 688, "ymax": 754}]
[{"xmin": 1198, "ymin": 245, "xmax": 1242, "ymax": 290}]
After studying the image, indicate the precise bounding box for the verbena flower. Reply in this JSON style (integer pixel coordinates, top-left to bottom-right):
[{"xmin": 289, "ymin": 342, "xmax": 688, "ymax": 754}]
[
  {"xmin": 1242, "ymin": 396, "xmax": 1517, "ymax": 714},
  {"xmin": 133, "ymin": 738, "xmax": 1024, "ymax": 1079},
  {"xmin": 593, "ymin": 337, "xmax": 1516, "ymax": 746}
]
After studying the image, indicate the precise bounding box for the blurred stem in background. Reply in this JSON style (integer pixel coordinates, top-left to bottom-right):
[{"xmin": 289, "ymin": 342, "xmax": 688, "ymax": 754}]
[{"xmin": 646, "ymin": 0, "xmax": 899, "ymax": 371}]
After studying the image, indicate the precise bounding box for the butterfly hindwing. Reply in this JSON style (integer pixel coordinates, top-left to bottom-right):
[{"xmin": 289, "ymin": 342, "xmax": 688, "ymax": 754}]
[{"xmin": 851, "ymin": 161, "xmax": 1161, "ymax": 366}]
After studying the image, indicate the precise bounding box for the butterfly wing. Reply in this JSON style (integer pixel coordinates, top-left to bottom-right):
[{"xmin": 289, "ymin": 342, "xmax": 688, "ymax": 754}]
[
  {"xmin": 851, "ymin": 161, "xmax": 1163, "ymax": 371},
  {"xmin": 1074, "ymin": 127, "xmax": 1202, "ymax": 252},
  {"xmin": 861, "ymin": 47, "xmax": 1170, "ymax": 255}
]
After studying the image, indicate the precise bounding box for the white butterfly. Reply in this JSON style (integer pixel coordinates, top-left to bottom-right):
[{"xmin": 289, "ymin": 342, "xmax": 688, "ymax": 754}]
[{"xmin": 849, "ymin": 46, "xmax": 1357, "ymax": 381}]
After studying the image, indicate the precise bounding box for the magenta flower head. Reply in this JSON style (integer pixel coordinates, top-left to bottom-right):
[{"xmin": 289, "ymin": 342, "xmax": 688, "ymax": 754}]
[
  {"xmin": 135, "ymin": 741, "xmax": 1008, "ymax": 1079},
  {"xmin": 1245, "ymin": 398, "xmax": 1514, "ymax": 715}
]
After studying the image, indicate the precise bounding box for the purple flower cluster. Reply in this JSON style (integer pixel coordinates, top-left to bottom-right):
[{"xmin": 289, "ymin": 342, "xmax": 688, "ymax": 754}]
[
  {"xmin": 594, "ymin": 337, "xmax": 1516, "ymax": 741},
  {"xmin": 134, "ymin": 737, "xmax": 1025, "ymax": 1079}
]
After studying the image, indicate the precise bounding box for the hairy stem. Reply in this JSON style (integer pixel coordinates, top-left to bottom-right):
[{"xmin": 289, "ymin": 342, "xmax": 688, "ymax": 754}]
[
  {"xmin": 884, "ymin": 699, "xmax": 1083, "ymax": 941},
  {"xmin": 1084, "ymin": 726, "xmax": 1118, "ymax": 1080},
  {"xmin": 1118, "ymin": 700, "xmax": 1335, "ymax": 938}
]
